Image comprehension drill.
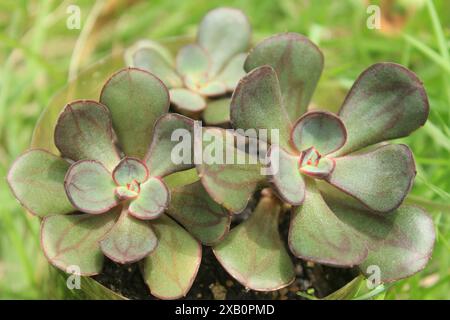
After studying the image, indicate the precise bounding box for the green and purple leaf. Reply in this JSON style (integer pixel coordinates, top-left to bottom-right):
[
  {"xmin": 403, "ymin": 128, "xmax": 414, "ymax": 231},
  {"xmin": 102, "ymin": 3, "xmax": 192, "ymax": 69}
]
[
  {"xmin": 291, "ymin": 111, "xmax": 347, "ymax": 155},
  {"xmin": 7, "ymin": 149, "xmax": 75, "ymax": 217},
  {"xmin": 142, "ymin": 215, "xmax": 201, "ymax": 299},
  {"xmin": 197, "ymin": 7, "xmax": 251, "ymax": 76},
  {"xmin": 326, "ymin": 144, "xmax": 416, "ymax": 213},
  {"xmin": 213, "ymin": 194, "xmax": 295, "ymax": 291},
  {"xmin": 268, "ymin": 144, "xmax": 305, "ymax": 205},
  {"xmin": 99, "ymin": 207, "xmax": 157, "ymax": 264},
  {"xmin": 244, "ymin": 32, "xmax": 324, "ymax": 121},
  {"xmin": 289, "ymin": 178, "xmax": 368, "ymax": 267},
  {"xmin": 230, "ymin": 66, "xmax": 292, "ymax": 150},
  {"xmin": 128, "ymin": 177, "xmax": 169, "ymax": 220},
  {"xmin": 100, "ymin": 68, "xmax": 170, "ymax": 158},
  {"xmin": 167, "ymin": 181, "xmax": 231, "ymax": 245},
  {"xmin": 145, "ymin": 113, "xmax": 195, "ymax": 178},
  {"xmin": 112, "ymin": 157, "xmax": 149, "ymax": 186},
  {"xmin": 196, "ymin": 128, "xmax": 265, "ymax": 213},
  {"xmin": 64, "ymin": 160, "xmax": 118, "ymax": 214},
  {"xmin": 334, "ymin": 63, "xmax": 429, "ymax": 156},
  {"xmin": 41, "ymin": 208, "xmax": 119, "ymax": 275},
  {"xmin": 169, "ymin": 88, "xmax": 206, "ymax": 113},
  {"xmin": 54, "ymin": 100, "xmax": 120, "ymax": 171}
]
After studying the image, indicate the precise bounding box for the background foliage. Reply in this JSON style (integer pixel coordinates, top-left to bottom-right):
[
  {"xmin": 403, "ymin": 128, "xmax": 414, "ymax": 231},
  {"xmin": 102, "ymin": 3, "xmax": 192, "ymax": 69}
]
[{"xmin": 0, "ymin": 0, "xmax": 448, "ymax": 299}]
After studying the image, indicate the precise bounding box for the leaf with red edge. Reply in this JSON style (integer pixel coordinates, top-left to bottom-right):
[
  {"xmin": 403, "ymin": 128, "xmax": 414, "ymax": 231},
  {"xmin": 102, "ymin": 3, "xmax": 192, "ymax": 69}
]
[
  {"xmin": 99, "ymin": 207, "xmax": 157, "ymax": 264},
  {"xmin": 142, "ymin": 215, "xmax": 201, "ymax": 300},
  {"xmin": 289, "ymin": 178, "xmax": 368, "ymax": 267},
  {"xmin": 326, "ymin": 144, "xmax": 416, "ymax": 213},
  {"xmin": 41, "ymin": 208, "xmax": 119, "ymax": 276},
  {"xmin": 334, "ymin": 63, "xmax": 429, "ymax": 156},
  {"xmin": 291, "ymin": 111, "xmax": 347, "ymax": 155},
  {"xmin": 129, "ymin": 177, "xmax": 169, "ymax": 220},
  {"xmin": 100, "ymin": 68, "xmax": 170, "ymax": 158},
  {"xmin": 167, "ymin": 181, "xmax": 231, "ymax": 245},
  {"xmin": 112, "ymin": 157, "xmax": 149, "ymax": 186},
  {"xmin": 244, "ymin": 32, "xmax": 324, "ymax": 121},
  {"xmin": 213, "ymin": 194, "xmax": 295, "ymax": 291},
  {"xmin": 64, "ymin": 160, "xmax": 118, "ymax": 214},
  {"xmin": 54, "ymin": 100, "xmax": 120, "ymax": 171},
  {"xmin": 145, "ymin": 113, "xmax": 195, "ymax": 178},
  {"xmin": 7, "ymin": 149, "xmax": 75, "ymax": 217}
]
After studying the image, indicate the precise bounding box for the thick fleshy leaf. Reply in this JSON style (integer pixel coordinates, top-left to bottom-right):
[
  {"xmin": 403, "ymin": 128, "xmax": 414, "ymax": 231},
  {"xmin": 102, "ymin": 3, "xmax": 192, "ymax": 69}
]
[
  {"xmin": 142, "ymin": 215, "xmax": 201, "ymax": 299},
  {"xmin": 291, "ymin": 111, "xmax": 347, "ymax": 155},
  {"xmin": 196, "ymin": 128, "xmax": 265, "ymax": 214},
  {"xmin": 335, "ymin": 63, "xmax": 429, "ymax": 156},
  {"xmin": 41, "ymin": 208, "xmax": 119, "ymax": 276},
  {"xmin": 203, "ymin": 98, "xmax": 231, "ymax": 125},
  {"xmin": 268, "ymin": 144, "xmax": 305, "ymax": 205},
  {"xmin": 197, "ymin": 8, "xmax": 250, "ymax": 76},
  {"xmin": 8, "ymin": 149, "xmax": 74, "ymax": 217},
  {"xmin": 230, "ymin": 66, "xmax": 292, "ymax": 150},
  {"xmin": 217, "ymin": 53, "xmax": 246, "ymax": 91},
  {"xmin": 100, "ymin": 208, "xmax": 157, "ymax": 264},
  {"xmin": 145, "ymin": 113, "xmax": 195, "ymax": 177},
  {"xmin": 115, "ymin": 186, "xmax": 138, "ymax": 200},
  {"xmin": 112, "ymin": 157, "xmax": 149, "ymax": 186},
  {"xmin": 129, "ymin": 45, "xmax": 182, "ymax": 88},
  {"xmin": 244, "ymin": 33, "xmax": 324, "ymax": 121},
  {"xmin": 167, "ymin": 181, "xmax": 230, "ymax": 245},
  {"xmin": 54, "ymin": 100, "xmax": 120, "ymax": 171},
  {"xmin": 300, "ymin": 156, "xmax": 335, "ymax": 179},
  {"xmin": 64, "ymin": 160, "xmax": 118, "ymax": 214},
  {"xmin": 196, "ymin": 80, "xmax": 227, "ymax": 97},
  {"xmin": 326, "ymin": 200, "xmax": 435, "ymax": 282},
  {"xmin": 289, "ymin": 178, "xmax": 368, "ymax": 267},
  {"xmin": 176, "ymin": 44, "xmax": 210, "ymax": 77},
  {"xmin": 326, "ymin": 144, "xmax": 415, "ymax": 213},
  {"xmin": 214, "ymin": 194, "xmax": 295, "ymax": 291},
  {"xmin": 169, "ymin": 88, "xmax": 206, "ymax": 113},
  {"xmin": 128, "ymin": 177, "xmax": 169, "ymax": 220},
  {"xmin": 100, "ymin": 68, "xmax": 170, "ymax": 158}
]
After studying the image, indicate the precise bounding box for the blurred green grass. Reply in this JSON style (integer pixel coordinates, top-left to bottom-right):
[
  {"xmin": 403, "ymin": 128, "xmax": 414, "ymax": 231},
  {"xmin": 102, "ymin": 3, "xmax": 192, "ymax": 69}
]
[{"xmin": 0, "ymin": 0, "xmax": 449, "ymax": 299}]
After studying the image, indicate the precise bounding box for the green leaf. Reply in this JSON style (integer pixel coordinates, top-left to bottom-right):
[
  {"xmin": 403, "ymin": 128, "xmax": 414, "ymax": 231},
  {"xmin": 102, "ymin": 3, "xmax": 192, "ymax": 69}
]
[
  {"xmin": 326, "ymin": 144, "xmax": 416, "ymax": 213},
  {"xmin": 41, "ymin": 208, "xmax": 119, "ymax": 275},
  {"xmin": 230, "ymin": 66, "xmax": 292, "ymax": 150},
  {"xmin": 335, "ymin": 63, "xmax": 429, "ymax": 156},
  {"xmin": 196, "ymin": 128, "xmax": 265, "ymax": 213},
  {"xmin": 7, "ymin": 149, "xmax": 74, "ymax": 217},
  {"xmin": 323, "ymin": 276, "xmax": 364, "ymax": 300},
  {"xmin": 114, "ymin": 186, "xmax": 138, "ymax": 200},
  {"xmin": 129, "ymin": 45, "xmax": 182, "ymax": 88},
  {"xmin": 99, "ymin": 207, "xmax": 157, "ymax": 264},
  {"xmin": 145, "ymin": 113, "xmax": 194, "ymax": 177},
  {"xmin": 112, "ymin": 157, "xmax": 149, "ymax": 185},
  {"xmin": 196, "ymin": 80, "xmax": 227, "ymax": 97},
  {"xmin": 197, "ymin": 8, "xmax": 250, "ymax": 76},
  {"xmin": 129, "ymin": 177, "xmax": 169, "ymax": 220},
  {"xmin": 300, "ymin": 155, "xmax": 335, "ymax": 179},
  {"xmin": 176, "ymin": 44, "xmax": 210, "ymax": 77},
  {"xmin": 167, "ymin": 181, "xmax": 230, "ymax": 245},
  {"xmin": 289, "ymin": 178, "xmax": 368, "ymax": 267},
  {"xmin": 217, "ymin": 53, "xmax": 246, "ymax": 91},
  {"xmin": 100, "ymin": 68, "xmax": 170, "ymax": 158},
  {"xmin": 213, "ymin": 195, "xmax": 295, "ymax": 291},
  {"xmin": 54, "ymin": 100, "xmax": 120, "ymax": 171},
  {"xmin": 291, "ymin": 111, "xmax": 347, "ymax": 155},
  {"xmin": 326, "ymin": 200, "xmax": 435, "ymax": 282},
  {"xmin": 64, "ymin": 160, "xmax": 118, "ymax": 214},
  {"xmin": 268, "ymin": 144, "xmax": 305, "ymax": 205},
  {"xmin": 169, "ymin": 88, "xmax": 206, "ymax": 113},
  {"xmin": 203, "ymin": 98, "xmax": 231, "ymax": 125},
  {"xmin": 142, "ymin": 215, "xmax": 201, "ymax": 299},
  {"xmin": 244, "ymin": 33, "xmax": 324, "ymax": 121}
]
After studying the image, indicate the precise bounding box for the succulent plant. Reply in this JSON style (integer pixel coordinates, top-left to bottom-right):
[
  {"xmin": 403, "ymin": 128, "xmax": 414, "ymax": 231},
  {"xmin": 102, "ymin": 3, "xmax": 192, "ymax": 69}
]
[
  {"xmin": 126, "ymin": 7, "xmax": 251, "ymax": 125},
  {"xmin": 196, "ymin": 33, "xmax": 435, "ymax": 291},
  {"xmin": 8, "ymin": 67, "xmax": 231, "ymax": 299}
]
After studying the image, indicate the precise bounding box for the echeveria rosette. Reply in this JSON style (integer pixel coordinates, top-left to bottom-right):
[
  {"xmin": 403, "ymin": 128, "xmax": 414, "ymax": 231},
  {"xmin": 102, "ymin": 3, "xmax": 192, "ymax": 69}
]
[
  {"xmin": 199, "ymin": 33, "xmax": 435, "ymax": 291},
  {"xmin": 126, "ymin": 7, "xmax": 251, "ymax": 125},
  {"xmin": 8, "ymin": 68, "xmax": 231, "ymax": 299}
]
